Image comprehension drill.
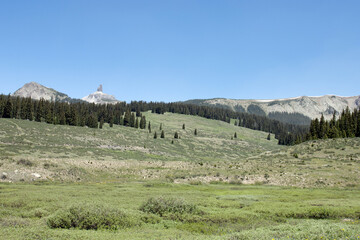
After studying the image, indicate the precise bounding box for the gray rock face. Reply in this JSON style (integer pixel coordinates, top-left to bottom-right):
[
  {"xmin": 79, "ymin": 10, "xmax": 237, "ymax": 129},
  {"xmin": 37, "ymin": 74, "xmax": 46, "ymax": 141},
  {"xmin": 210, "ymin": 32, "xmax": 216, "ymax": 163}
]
[
  {"xmin": 82, "ymin": 85, "xmax": 119, "ymax": 104},
  {"xmin": 12, "ymin": 82, "xmax": 71, "ymax": 102},
  {"xmin": 186, "ymin": 95, "xmax": 360, "ymax": 121}
]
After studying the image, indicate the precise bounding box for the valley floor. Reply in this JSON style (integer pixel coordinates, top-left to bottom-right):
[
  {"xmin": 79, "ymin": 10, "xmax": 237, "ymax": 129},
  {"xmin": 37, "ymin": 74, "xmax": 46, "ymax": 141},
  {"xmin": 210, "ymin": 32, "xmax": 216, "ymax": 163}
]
[{"xmin": 0, "ymin": 115, "xmax": 360, "ymax": 239}]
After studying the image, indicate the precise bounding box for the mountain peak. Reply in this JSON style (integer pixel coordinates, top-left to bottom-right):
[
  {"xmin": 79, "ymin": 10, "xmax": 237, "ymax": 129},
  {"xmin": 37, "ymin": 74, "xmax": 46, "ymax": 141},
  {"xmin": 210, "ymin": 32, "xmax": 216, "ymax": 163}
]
[
  {"xmin": 12, "ymin": 82, "xmax": 71, "ymax": 102},
  {"xmin": 82, "ymin": 85, "xmax": 119, "ymax": 104}
]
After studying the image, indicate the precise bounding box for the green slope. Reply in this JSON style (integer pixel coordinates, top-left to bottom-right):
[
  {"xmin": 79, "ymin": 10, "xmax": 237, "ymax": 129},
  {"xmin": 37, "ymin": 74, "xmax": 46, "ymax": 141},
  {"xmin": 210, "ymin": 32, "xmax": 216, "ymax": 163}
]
[{"xmin": 1, "ymin": 112, "xmax": 359, "ymax": 187}]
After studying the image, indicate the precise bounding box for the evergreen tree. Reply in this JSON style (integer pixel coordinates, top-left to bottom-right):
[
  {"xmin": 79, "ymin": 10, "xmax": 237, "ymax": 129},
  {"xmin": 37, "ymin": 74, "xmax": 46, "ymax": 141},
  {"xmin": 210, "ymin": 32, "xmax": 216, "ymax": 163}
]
[
  {"xmin": 139, "ymin": 116, "xmax": 145, "ymax": 129},
  {"xmin": 109, "ymin": 116, "xmax": 114, "ymax": 127},
  {"xmin": 161, "ymin": 130, "xmax": 165, "ymax": 138},
  {"xmin": 87, "ymin": 114, "xmax": 98, "ymax": 128},
  {"xmin": 99, "ymin": 117, "xmax": 104, "ymax": 129},
  {"xmin": 148, "ymin": 121, "xmax": 151, "ymax": 133},
  {"xmin": 153, "ymin": 131, "xmax": 157, "ymax": 139},
  {"xmin": 182, "ymin": 124, "xmax": 185, "ymax": 130},
  {"xmin": 174, "ymin": 132, "xmax": 179, "ymax": 139},
  {"xmin": 194, "ymin": 128, "xmax": 197, "ymax": 136},
  {"xmin": 130, "ymin": 113, "xmax": 135, "ymax": 127},
  {"xmin": 234, "ymin": 132, "xmax": 237, "ymax": 138},
  {"xmin": 24, "ymin": 97, "xmax": 34, "ymax": 121},
  {"xmin": 2, "ymin": 95, "xmax": 12, "ymax": 118},
  {"xmin": 124, "ymin": 109, "xmax": 131, "ymax": 126},
  {"xmin": 159, "ymin": 123, "xmax": 162, "ymax": 130},
  {"xmin": 267, "ymin": 133, "xmax": 271, "ymax": 140},
  {"xmin": 135, "ymin": 117, "xmax": 139, "ymax": 128}
]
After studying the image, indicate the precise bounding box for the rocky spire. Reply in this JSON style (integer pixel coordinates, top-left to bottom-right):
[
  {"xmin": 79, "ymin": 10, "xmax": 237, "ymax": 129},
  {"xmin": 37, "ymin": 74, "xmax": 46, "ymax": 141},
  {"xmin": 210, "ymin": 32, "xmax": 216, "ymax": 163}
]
[{"xmin": 97, "ymin": 84, "xmax": 103, "ymax": 92}]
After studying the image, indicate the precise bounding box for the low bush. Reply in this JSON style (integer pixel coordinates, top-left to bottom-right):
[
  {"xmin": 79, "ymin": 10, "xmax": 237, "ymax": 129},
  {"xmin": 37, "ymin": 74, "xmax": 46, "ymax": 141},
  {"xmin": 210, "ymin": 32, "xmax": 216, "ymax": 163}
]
[
  {"xmin": 17, "ymin": 159, "xmax": 34, "ymax": 167},
  {"xmin": 47, "ymin": 204, "xmax": 137, "ymax": 230},
  {"xmin": 139, "ymin": 196, "xmax": 197, "ymax": 217}
]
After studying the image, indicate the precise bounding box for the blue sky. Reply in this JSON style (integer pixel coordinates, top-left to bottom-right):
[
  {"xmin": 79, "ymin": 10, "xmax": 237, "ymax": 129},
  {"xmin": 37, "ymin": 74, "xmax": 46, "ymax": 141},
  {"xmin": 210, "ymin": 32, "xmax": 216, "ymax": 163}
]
[{"xmin": 1, "ymin": 0, "xmax": 359, "ymax": 102}]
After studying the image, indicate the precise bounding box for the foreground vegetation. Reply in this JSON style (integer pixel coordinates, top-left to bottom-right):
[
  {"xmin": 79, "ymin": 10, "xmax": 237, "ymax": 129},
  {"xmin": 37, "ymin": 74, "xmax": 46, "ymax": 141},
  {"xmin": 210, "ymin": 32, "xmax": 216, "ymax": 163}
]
[
  {"xmin": 1, "ymin": 182, "xmax": 360, "ymax": 239},
  {"xmin": 0, "ymin": 113, "xmax": 360, "ymax": 239}
]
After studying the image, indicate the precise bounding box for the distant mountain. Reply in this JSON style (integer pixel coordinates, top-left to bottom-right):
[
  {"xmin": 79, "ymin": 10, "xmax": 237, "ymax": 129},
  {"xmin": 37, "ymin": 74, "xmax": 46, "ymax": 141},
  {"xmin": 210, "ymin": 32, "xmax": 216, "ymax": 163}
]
[
  {"xmin": 184, "ymin": 95, "xmax": 360, "ymax": 125},
  {"xmin": 82, "ymin": 85, "xmax": 119, "ymax": 104},
  {"xmin": 12, "ymin": 82, "xmax": 80, "ymax": 102}
]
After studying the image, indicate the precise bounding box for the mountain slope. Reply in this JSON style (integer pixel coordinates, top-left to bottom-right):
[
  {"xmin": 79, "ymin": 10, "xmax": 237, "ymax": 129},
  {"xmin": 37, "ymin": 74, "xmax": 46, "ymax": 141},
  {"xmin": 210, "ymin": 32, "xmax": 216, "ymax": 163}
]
[
  {"xmin": 184, "ymin": 95, "xmax": 360, "ymax": 124},
  {"xmin": 12, "ymin": 82, "xmax": 80, "ymax": 102},
  {"xmin": 82, "ymin": 84, "xmax": 119, "ymax": 104}
]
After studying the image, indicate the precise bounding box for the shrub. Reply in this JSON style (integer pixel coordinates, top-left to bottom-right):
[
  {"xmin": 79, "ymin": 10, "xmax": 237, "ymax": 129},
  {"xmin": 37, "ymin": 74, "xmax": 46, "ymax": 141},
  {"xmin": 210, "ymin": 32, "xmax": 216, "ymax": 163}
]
[
  {"xmin": 17, "ymin": 159, "xmax": 34, "ymax": 167},
  {"xmin": 47, "ymin": 204, "xmax": 137, "ymax": 230},
  {"xmin": 139, "ymin": 196, "xmax": 196, "ymax": 217}
]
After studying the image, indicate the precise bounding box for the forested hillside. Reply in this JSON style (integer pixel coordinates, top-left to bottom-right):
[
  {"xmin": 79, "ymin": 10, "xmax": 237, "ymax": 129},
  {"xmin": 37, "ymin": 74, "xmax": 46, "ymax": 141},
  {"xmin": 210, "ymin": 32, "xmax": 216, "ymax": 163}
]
[{"xmin": 0, "ymin": 94, "xmax": 307, "ymax": 145}]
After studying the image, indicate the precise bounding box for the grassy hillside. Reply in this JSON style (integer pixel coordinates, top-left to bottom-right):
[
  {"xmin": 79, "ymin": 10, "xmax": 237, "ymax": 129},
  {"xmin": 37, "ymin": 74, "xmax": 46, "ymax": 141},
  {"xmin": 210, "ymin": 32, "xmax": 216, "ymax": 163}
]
[
  {"xmin": 0, "ymin": 112, "xmax": 281, "ymax": 183},
  {"xmin": 1, "ymin": 113, "xmax": 360, "ymax": 239}
]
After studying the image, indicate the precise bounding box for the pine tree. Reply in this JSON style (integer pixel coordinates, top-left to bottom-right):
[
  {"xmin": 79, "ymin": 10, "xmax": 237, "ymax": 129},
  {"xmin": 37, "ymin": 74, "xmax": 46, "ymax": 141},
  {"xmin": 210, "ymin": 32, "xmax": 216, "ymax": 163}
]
[
  {"xmin": 159, "ymin": 123, "xmax": 162, "ymax": 130},
  {"xmin": 174, "ymin": 132, "xmax": 179, "ymax": 139},
  {"xmin": 124, "ymin": 109, "xmax": 131, "ymax": 126},
  {"xmin": 234, "ymin": 132, "xmax": 237, "ymax": 138},
  {"xmin": 194, "ymin": 128, "xmax": 197, "ymax": 136},
  {"xmin": 3, "ymin": 95, "xmax": 12, "ymax": 118},
  {"xmin": 135, "ymin": 117, "xmax": 139, "ymax": 128},
  {"xmin": 109, "ymin": 116, "xmax": 114, "ymax": 127},
  {"xmin": 182, "ymin": 124, "xmax": 185, "ymax": 130},
  {"xmin": 153, "ymin": 131, "xmax": 157, "ymax": 139},
  {"xmin": 99, "ymin": 117, "xmax": 104, "ymax": 129},
  {"xmin": 161, "ymin": 130, "xmax": 165, "ymax": 138},
  {"xmin": 148, "ymin": 121, "xmax": 151, "ymax": 133},
  {"xmin": 267, "ymin": 133, "xmax": 271, "ymax": 140},
  {"xmin": 24, "ymin": 97, "xmax": 34, "ymax": 121},
  {"xmin": 87, "ymin": 114, "xmax": 98, "ymax": 128},
  {"xmin": 130, "ymin": 113, "xmax": 135, "ymax": 127}
]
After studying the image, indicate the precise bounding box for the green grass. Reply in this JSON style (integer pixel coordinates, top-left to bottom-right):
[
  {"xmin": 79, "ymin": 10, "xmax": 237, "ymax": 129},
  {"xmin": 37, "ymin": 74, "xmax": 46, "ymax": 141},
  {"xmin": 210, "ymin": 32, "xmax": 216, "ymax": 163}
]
[
  {"xmin": 0, "ymin": 182, "xmax": 359, "ymax": 239},
  {"xmin": 1, "ymin": 114, "xmax": 360, "ymax": 239}
]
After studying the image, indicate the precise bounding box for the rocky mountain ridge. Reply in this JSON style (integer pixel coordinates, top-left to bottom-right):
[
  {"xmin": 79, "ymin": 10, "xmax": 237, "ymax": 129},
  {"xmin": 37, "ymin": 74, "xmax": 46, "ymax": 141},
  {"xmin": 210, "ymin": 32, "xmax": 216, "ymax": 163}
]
[{"xmin": 184, "ymin": 95, "xmax": 360, "ymax": 124}]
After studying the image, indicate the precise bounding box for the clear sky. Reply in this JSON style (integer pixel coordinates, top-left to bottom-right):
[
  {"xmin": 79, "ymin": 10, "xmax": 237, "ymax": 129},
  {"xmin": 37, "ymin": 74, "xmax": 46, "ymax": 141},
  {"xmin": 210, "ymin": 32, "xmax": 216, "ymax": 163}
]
[{"xmin": 1, "ymin": 0, "xmax": 359, "ymax": 102}]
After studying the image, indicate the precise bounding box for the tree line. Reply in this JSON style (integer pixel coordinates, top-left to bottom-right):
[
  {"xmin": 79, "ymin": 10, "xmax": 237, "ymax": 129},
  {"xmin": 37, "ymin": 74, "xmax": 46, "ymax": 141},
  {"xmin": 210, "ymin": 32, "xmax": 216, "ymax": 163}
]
[
  {"xmin": 306, "ymin": 107, "xmax": 360, "ymax": 140},
  {"xmin": 0, "ymin": 94, "xmax": 308, "ymax": 145}
]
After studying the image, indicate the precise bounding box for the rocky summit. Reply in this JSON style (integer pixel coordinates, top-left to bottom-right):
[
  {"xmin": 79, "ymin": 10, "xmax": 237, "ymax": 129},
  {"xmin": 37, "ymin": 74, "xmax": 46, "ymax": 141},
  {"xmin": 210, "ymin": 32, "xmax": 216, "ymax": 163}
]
[
  {"xmin": 12, "ymin": 82, "xmax": 72, "ymax": 102},
  {"xmin": 82, "ymin": 85, "xmax": 119, "ymax": 104}
]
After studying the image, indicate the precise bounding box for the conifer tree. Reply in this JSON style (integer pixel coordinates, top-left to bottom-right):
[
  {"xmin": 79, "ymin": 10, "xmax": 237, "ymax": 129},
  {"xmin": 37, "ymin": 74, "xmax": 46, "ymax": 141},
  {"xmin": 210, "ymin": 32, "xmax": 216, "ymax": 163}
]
[
  {"xmin": 87, "ymin": 114, "xmax": 98, "ymax": 128},
  {"xmin": 194, "ymin": 128, "xmax": 197, "ymax": 136},
  {"xmin": 3, "ymin": 95, "xmax": 12, "ymax": 118},
  {"xmin": 159, "ymin": 123, "xmax": 162, "ymax": 130},
  {"xmin": 130, "ymin": 113, "xmax": 135, "ymax": 127},
  {"xmin": 267, "ymin": 133, "xmax": 271, "ymax": 140},
  {"xmin": 182, "ymin": 124, "xmax": 185, "ymax": 130},
  {"xmin": 161, "ymin": 130, "xmax": 165, "ymax": 138},
  {"xmin": 109, "ymin": 116, "xmax": 114, "ymax": 127},
  {"xmin": 135, "ymin": 117, "xmax": 139, "ymax": 128},
  {"xmin": 153, "ymin": 131, "xmax": 157, "ymax": 139},
  {"xmin": 148, "ymin": 121, "xmax": 151, "ymax": 133},
  {"xmin": 99, "ymin": 117, "xmax": 104, "ymax": 129},
  {"xmin": 234, "ymin": 132, "xmax": 237, "ymax": 138},
  {"xmin": 174, "ymin": 132, "xmax": 179, "ymax": 139},
  {"xmin": 124, "ymin": 109, "xmax": 131, "ymax": 126}
]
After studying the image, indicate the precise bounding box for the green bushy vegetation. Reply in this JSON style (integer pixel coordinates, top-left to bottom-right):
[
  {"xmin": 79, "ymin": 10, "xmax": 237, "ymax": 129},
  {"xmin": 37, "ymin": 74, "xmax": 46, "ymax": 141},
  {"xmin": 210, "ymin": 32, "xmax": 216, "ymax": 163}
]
[
  {"xmin": 140, "ymin": 196, "xmax": 197, "ymax": 216},
  {"xmin": 47, "ymin": 204, "xmax": 137, "ymax": 230}
]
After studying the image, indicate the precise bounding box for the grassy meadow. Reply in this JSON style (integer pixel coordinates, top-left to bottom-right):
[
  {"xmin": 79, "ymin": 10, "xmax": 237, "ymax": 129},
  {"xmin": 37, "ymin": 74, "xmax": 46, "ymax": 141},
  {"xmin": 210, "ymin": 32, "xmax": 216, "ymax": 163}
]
[{"xmin": 0, "ymin": 112, "xmax": 360, "ymax": 239}]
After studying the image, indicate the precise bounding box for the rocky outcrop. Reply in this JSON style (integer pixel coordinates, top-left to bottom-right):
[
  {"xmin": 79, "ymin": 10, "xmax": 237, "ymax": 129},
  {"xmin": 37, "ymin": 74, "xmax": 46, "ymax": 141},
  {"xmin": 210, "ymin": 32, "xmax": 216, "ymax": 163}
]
[
  {"xmin": 82, "ymin": 85, "xmax": 119, "ymax": 104},
  {"xmin": 12, "ymin": 82, "xmax": 73, "ymax": 102},
  {"xmin": 184, "ymin": 95, "xmax": 360, "ymax": 123}
]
